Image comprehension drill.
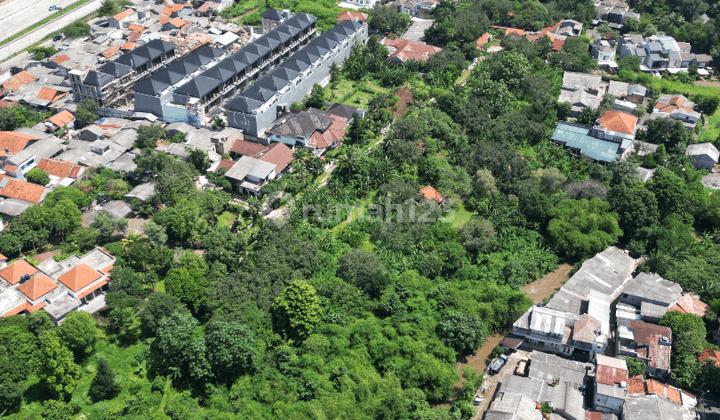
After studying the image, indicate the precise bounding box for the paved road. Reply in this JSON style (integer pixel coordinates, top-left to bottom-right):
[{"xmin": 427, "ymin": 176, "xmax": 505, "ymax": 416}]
[
  {"xmin": 0, "ymin": 0, "xmax": 102, "ymax": 62},
  {"xmin": 0, "ymin": 0, "xmax": 84, "ymax": 42}
]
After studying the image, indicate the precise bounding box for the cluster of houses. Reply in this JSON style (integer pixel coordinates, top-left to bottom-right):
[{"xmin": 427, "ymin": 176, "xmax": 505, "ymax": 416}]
[
  {"xmin": 590, "ymin": 33, "xmax": 713, "ymax": 74},
  {"xmin": 489, "ymin": 246, "xmax": 712, "ymax": 420},
  {"xmin": 477, "ymin": 19, "xmax": 584, "ymax": 52},
  {"xmin": 0, "ymin": 247, "xmax": 116, "ymax": 322},
  {"xmin": 551, "ymin": 71, "xmax": 718, "ymax": 170}
]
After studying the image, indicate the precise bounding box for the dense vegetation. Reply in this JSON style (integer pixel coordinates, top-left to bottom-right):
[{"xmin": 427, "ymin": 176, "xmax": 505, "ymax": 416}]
[{"xmin": 2, "ymin": 0, "xmax": 720, "ymax": 418}]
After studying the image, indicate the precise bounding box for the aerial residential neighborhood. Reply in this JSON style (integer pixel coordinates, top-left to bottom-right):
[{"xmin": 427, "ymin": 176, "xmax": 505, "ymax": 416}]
[{"xmin": 0, "ymin": 0, "xmax": 718, "ymax": 418}]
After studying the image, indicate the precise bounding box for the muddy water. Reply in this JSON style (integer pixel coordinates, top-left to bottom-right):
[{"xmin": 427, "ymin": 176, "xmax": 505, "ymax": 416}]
[{"xmin": 434, "ymin": 264, "xmax": 574, "ymax": 411}]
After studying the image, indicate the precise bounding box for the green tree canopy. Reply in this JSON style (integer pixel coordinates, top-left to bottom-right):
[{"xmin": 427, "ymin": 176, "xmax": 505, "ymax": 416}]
[
  {"xmin": 88, "ymin": 359, "xmax": 121, "ymax": 401},
  {"xmin": 25, "ymin": 168, "xmax": 50, "ymax": 185},
  {"xmin": 547, "ymin": 198, "xmax": 622, "ymax": 259},
  {"xmin": 58, "ymin": 311, "xmax": 100, "ymax": 360},
  {"xmin": 273, "ymin": 280, "xmax": 322, "ymax": 343},
  {"xmin": 37, "ymin": 332, "xmax": 81, "ymax": 400}
]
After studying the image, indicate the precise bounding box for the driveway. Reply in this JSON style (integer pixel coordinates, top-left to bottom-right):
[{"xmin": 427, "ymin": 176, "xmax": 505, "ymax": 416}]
[
  {"xmin": 401, "ymin": 18, "xmax": 433, "ymax": 44},
  {"xmin": 471, "ymin": 349, "xmax": 531, "ymax": 419}
]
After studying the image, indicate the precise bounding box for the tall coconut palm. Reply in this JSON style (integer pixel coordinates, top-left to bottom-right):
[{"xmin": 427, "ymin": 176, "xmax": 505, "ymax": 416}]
[{"xmin": 121, "ymin": 231, "xmax": 148, "ymax": 252}]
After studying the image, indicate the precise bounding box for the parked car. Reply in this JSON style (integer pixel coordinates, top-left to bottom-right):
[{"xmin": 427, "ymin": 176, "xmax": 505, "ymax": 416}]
[
  {"xmin": 473, "ymin": 395, "xmax": 484, "ymax": 406},
  {"xmin": 49, "ymin": 5, "xmax": 56, "ymax": 11},
  {"xmin": 488, "ymin": 354, "xmax": 508, "ymax": 375},
  {"xmin": 52, "ymin": 34, "xmax": 63, "ymax": 42}
]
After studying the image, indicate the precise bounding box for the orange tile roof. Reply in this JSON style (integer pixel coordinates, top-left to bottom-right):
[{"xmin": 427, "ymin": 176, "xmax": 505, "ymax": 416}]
[
  {"xmin": 3, "ymin": 71, "xmax": 37, "ymax": 91},
  {"xmin": 0, "ymin": 100, "xmax": 17, "ymax": 109},
  {"xmin": 36, "ymin": 158, "xmax": 83, "ymax": 178},
  {"xmin": 0, "ymin": 260, "xmax": 38, "ymax": 285},
  {"xmin": 121, "ymin": 41, "xmax": 139, "ymax": 51},
  {"xmin": 381, "ymin": 38, "xmax": 442, "ymax": 63},
  {"xmin": 101, "ymin": 264, "xmax": 114, "ymax": 274},
  {"xmin": 627, "ymin": 375, "xmax": 645, "ymax": 394},
  {"xmin": 47, "ymin": 110, "xmax": 75, "ymax": 128},
  {"xmin": 552, "ymin": 39, "xmax": 565, "ymax": 52},
  {"xmin": 336, "ymin": 11, "xmax": 368, "ymax": 22},
  {"xmin": 668, "ymin": 97, "xmax": 684, "ymax": 106},
  {"xmin": 0, "ymin": 253, "xmax": 7, "ymax": 260},
  {"xmin": 58, "ymin": 263, "xmax": 103, "ymax": 293},
  {"xmin": 215, "ymin": 159, "xmax": 235, "ymax": 172},
  {"xmin": 598, "ymin": 110, "xmax": 638, "ymax": 135},
  {"xmin": 196, "ymin": 1, "xmax": 217, "ymax": 13},
  {"xmin": 259, "ymin": 142, "xmax": 294, "ymax": 173},
  {"xmin": 17, "ymin": 274, "xmax": 58, "ymax": 300},
  {"xmin": 127, "ymin": 31, "xmax": 142, "ymax": 42},
  {"xmin": 669, "ymin": 295, "xmax": 709, "ymax": 317},
  {"xmin": 3, "ymin": 164, "xmax": 17, "ymax": 172},
  {"xmin": 168, "ymin": 18, "xmax": 188, "ymax": 28},
  {"xmin": 0, "ymin": 179, "xmax": 47, "ymax": 203},
  {"xmin": 492, "ymin": 25, "xmax": 525, "ymax": 36},
  {"xmin": 542, "ymin": 20, "xmax": 562, "ymax": 33},
  {"xmin": 128, "ymin": 24, "xmax": 146, "ymax": 33},
  {"xmin": 0, "ymin": 131, "xmax": 37, "ymax": 155},
  {"xmin": 77, "ymin": 279, "xmax": 108, "ymax": 299},
  {"xmin": 476, "ymin": 33, "xmax": 491, "ymax": 48},
  {"xmin": 51, "ymin": 54, "xmax": 70, "ymax": 65},
  {"xmin": 36, "ymin": 87, "xmax": 67, "ymax": 103},
  {"xmin": 420, "ymin": 186, "xmax": 444, "ymax": 203},
  {"xmin": 162, "ymin": 3, "xmax": 190, "ymax": 16},
  {"xmin": 699, "ymin": 349, "xmax": 720, "ymax": 366},
  {"xmin": 112, "ymin": 8, "xmax": 135, "ymax": 21},
  {"xmin": 101, "ymin": 45, "xmax": 120, "ymax": 59},
  {"xmin": 158, "ymin": 16, "xmax": 171, "ymax": 24}
]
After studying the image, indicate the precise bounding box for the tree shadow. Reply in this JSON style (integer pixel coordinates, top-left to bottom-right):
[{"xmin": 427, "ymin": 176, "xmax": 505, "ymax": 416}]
[{"xmin": 24, "ymin": 381, "xmax": 54, "ymax": 404}]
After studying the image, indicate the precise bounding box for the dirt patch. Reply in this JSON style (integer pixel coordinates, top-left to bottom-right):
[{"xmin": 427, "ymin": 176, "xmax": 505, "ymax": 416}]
[
  {"xmin": 521, "ymin": 263, "xmax": 574, "ymax": 304},
  {"xmin": 33, "ymin": 249, "xmax": 62, "ymax": 262},
  {"xmin": 393, "ymin": 88, "xmax": 413, "ymax": 117},
  {"xmin": 694, "ymin": 81, "xmax": 720, "ymax": 87},
  {"xmin": 231, "ymin": 7, "xmax": 259, "ymax": 22}
]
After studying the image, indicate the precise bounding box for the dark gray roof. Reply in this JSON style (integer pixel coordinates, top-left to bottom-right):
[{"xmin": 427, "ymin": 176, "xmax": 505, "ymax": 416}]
[
  {"xmin": 145, "ymin": 39, "xmax": 175, "ymax": 54},
  {"xmin": 243, "ymin": 43, "xmax": 270, "ymax": 58},
  {"xmin": 268, "ymin": 29, "xmax": 290, "ymax": 44},
  {"xmin": 150, "ymin": 68, "xmax": 185, "ymax": 85},
  {"xmin": 195, "ymin": 45, "xmax": 224, "ymax": 61},
  {"xmin": 291, "ymin": 50, "xmax": 320, "ymax": 65},
  {"xmin": 242, "ymin": 84, "xmax": 275, "ymax": 103},
  {"xmin": 183, "ymin": 52, "xmax": 211, "ymax": 67},
  {"xmin": 233, "ymin": 50, "xmax": 260, "ymax": 65},
  {"xmin": 260, "ymin": 8, "xmax": 283, "ymax": 21},
  {"xmin": 84, "ymin": 70, "xmax": 114, "ymax": 87},
  {"xmin": 303, "ymin": 45, "xmax": 328, "ymax": 58},
  {"xmin": 269, "ymin": 67, "xmax": 298, "ymax": 82},
  {"xmin": 267, "ymin": 108, "xmax": 333, "ymax": 140},
  {"xmin": 218, "ymin": 57, "xmax": 247, "ymax": 74},
  {"xmin": 98, "ymin": 61, "xmax": 133, "ymax": 77},
  {"xmin": 279, "ymin": 58, "xmax": 309, "ymax": 73},
  {"xmin": 166, "ymin": 60, "xmax": 199, "ymax": 76},
  {"xmin": 256, "ymin": 36, "xmax": 281, "ymax": 51},
  {"xmin": 311, "ymin": 36, "xmax": 337, "ymax": 52},
  {"xmin": 133, "ymin": 78, "xmax": 169, "ymax": 96},
  {"xmin": 226, "ymin": 96, "xmax": 263, "ymax": 113},
  {"xmin": 175, "ymin": 75, "xmax": 221, "ymax": 98},
  {"xmin": 202, "ymin": 65, "xmax": 234, "ymax": 83},
  {"xmin": 327, "ymin": 103, "xmax": 360, "ymax": 119},
  {"xmin": 255, "ymin": 74, "xmax": 290, "ymax": 92},
  {"xmin": 115, "ymin": 51, "xmax": 149, "ymax": 69}
]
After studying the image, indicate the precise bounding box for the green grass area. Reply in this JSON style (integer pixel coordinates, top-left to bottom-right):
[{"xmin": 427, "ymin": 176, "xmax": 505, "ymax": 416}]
[
  {"xmin": 217, "ymin": 211, "xmax": 235, "ymax": 228},
  {"xmin": 649, "ymin": 78, "xmax": 720, "ymax": 142},
  {"xmin": 330, "ymin": 79, "xmax": 390, "ymax": 109},
  {"xmin": 0, "ymin": 0, "xmax": 93, "ymax": 47},
  {"xmin": 450, "ymin": 200, "xmax": 474, "ymax": 228},
  {"xmin": 10, "ymin": 337, "xmax": 154, "ymax": 419},
  {"xmin": 154, "ymin": 280, "xmax": 165, "ymax": 293}
]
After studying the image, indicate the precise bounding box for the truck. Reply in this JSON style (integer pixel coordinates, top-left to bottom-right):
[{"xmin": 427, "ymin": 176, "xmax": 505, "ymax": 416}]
[{"xmin": 488, "ymin": 354, "xmax": 508, "ymax": 375}]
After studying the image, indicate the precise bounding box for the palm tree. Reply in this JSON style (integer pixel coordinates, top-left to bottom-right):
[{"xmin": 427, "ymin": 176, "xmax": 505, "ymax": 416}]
[
  {"xmin": 121, "ymin": 232, "xmax": 148, "ymax": 252},
  {"xmin": 293, "ymin": 148, "xmax": 314, "ymax": 170},
  {"xmin": 337, "ymin": 147, "xmax": 365, "ymax": 178}
]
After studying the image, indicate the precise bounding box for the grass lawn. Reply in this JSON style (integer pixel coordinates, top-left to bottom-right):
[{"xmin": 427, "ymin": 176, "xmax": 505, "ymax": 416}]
[
  {"xmin": 330, "ymin": 78, "xmax": 390, "ymax": 109},
  {"xmin": 649, "ymin": 78, "xmax": 720, "ymax": 142},
  {"xmin": 10, "ymin": 336, "xmax": 154, "ymax": 419},
  {"xmin": 217, "ymin": 211, "xmax": 235, "ymax": 228},
  {"xmin": 451, "ymin": 200, "xmax": 475, "ymax": 228}
]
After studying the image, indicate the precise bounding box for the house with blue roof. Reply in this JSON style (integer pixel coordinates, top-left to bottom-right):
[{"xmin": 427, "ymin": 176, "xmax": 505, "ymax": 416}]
[{"xmin": 551, "ymin": 114, "xmax": 636, "ymax": 163}]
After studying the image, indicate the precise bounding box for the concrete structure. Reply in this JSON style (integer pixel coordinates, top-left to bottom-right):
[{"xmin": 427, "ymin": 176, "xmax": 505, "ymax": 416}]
[
  {"xmin": 486, "ymin": 392, "xmax": 543, "ymax": 420},
  {"xmin": 224, "ymin": 155, "xmax": 276, "ymax": 195},
  {"xmin": 594, "ymin": 356, "xmax": 629, "ymax": 415},
  {"xmin": 550, "ymin": 120, "xmax": 634, "ymax": 163},
  {"xmin": 649, "ymin": 95, "xmax": 701, "ymax": 132},
  {"xmin": 513, "ymin": 306, "xmax": 576, "ymax": 356},
  {"xmin": 617, "ymin": 320, "xmax": 672, "ymax": 378},
  {"xmin": 618, "ymin": 34, "xmax": 712, "ymax": 74},
  {"xmin": 125, "ymin": 183, "xmax": 155, "ymax": 202},
  {"xmin": 0, "ymin": 248, "xmax": 115, "ymax": 321},
  {"xmin": 591, "ymin": 40, "xmax": 617, "ymax": 68},
  {"xmin": 135, "ymin": 13, "xmax": 318, "ymax": 124},
  {"xmin": 108, "ymin": 7, "xmax": 139, "ymax": 28},
  {"xmin": 528, "ymin": 351, "xmax": 587, "ymax": 385},
  {"xmin": 686, "ymin": 143, "xmax": 719, "ymax": 170},
  {"xmin": 227, "ymin": 19, "xmax": 368, "ymax": 138},
  {"xmin": 261, "ymin": 8, "xmax": 292, "ymax": 34},
  {"xmin": 558, "ymin": 72, "xmax": 606, "ymax": 117}
]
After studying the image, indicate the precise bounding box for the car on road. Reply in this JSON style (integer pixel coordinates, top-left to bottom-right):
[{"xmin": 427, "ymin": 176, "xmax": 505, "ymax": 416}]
[
  {"xmin": 488, "ymin": 354, "xmax": 508, "ymax": 375},
  {"xmin": 473, "ymin": 395, "xmax": 484, "ymax": 406},
  {"xmin": 52, "ymin": 34, "xmax": 63, "ymax": 42},
  {"xmin": 49, "ymin": 5, "xmax": 57, "ymax": 11}
]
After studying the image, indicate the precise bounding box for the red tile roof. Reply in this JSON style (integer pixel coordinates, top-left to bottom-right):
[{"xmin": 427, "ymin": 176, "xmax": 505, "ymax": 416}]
[
  {"xmin": 585, "ymin": 411, "xmax": 602, "ymax": 420},
  {"xmin": 669, "ymin": 295, "xmax": 709, "ymax": 317},
  {"xmin": 552, "ymin": 39, "xmax": 565, "ymax": 52},
  {"xmin": 127, "ymin": 31, "xmax": 142, "ymax": 42},
  {"xmin": 162, "ymin": 3, "xmax": 191, "ymax": 16},
  {"xmin": 37, "ymin": 158, "xmax": 83, "ymax": 178},
  {"xmin": 629, "ymin": 320, "xmax": 672, "ymax": 371},
  {"xmin": 380, "ymin": 38, "xmax": 442, "ymax": 63},
  {"xmin": 598, "ymin": 110, "xmax": 638, "ymax": 135},
  {"xmin": 231, "ymin": 139, "xmax": 268, "ymax": 157},
  {"xmin": 646, "ymin": 379, "xmax": 682, "ymax": 405},
  {"xmin": 101, "ymin": 45, "xmax": 121, "ymax": 59},
  {"xmin": 259, "ymin": 142, "xmax": 294, "ymax": 173},
  {"xmin": 128, "ymin": 24, "xmax": 146, "ymax": 33},
  {"xmin": 420, "ymin": 186, "xmax": 444, "ymax": 203},
  {"xmin": 47, "ymin": 110, "xmax": 75, "ymax": 128},
  {"xmin": 336, "ymin": 11, "xmax": 368, "ymax": 22},
  {"xmin": 0, "ymin": 253, "xmax": 7, "ymax": 260},
  {"xmin": 51, "ymin": 54, "xmax": 70, "ymax": 65},
  {"xmin": 112, "ymin": 8, "xmax": 136, "ymax": 21},
  {"xmin": 492, "ymin": 25, "xmax": 525, "ymax": 36},
  {"xmin": 158, "ymin": 16, "xmax": 171, "ymax": 24},
  {"xmin": 77, "ymin": 279, "xmax": 107, "ymax": 299},
  {"xmin": 121, "ymin": 41, "xmax": 139, "ymax": 51},
  {"xmin": 476, "ymin": 32, "xmax": 491, "ymax": 49},
  {"xmin": 3, "ymin": 71, "xmax": 37, "ymax": 91},
  {"xmin": 58, "ymin": 263, "xmax": 103, "ymax": 292},
  {"xmin": 0, "ymin": 179, "xmax": 47, "ymax": 203},
  {"xmin": 627, "ymin": 375, "xmax": 645, "ymax": 394},
  {"xmin": 215, "ymin": 159, "xmax": 235, "ymax": 172},
  {"xmin": 17, "ymin": 274, "xmax": 57, "ymax": 300},
  {"xmin": 196, "ymin": 1, "xmax": 217, "ymax": 13},
  {"xmin": 0, "ymin": 100, "xmax": 17, "ymax": 109},
  {"xmin": 699, "ymin": 349, "xmax": 720, "ymax": 366},
  {"xmin": 1, "ymin": 301, "xmax": 44, "ymax": 317},
  {"xmin": 0, "ymin": 260, "xmax": 38, "ymax": 285},
  {"xmin": 167, "ymin": 18, "xmax": 188, "ymax": 28},
  {"xmin": 0, "ymin": 131, "xmax": 37, "ymax": 155}
]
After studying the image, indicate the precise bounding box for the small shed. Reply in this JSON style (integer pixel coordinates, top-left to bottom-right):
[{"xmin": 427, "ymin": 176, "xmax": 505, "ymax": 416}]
[
  {"xmin": 79, "ymin": 125, "xmax": 105, "ymax": 141},
  {"xmin": 125, "ymin": 183, "xmax": 156, "ymax": 203},
  {"xmin": 686, "ymin": 143, "xmax": 719, "ymax": 170}
]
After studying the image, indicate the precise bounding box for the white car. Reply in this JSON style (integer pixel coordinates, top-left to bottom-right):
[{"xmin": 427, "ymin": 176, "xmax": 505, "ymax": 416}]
[{"xmin": 473, "ymin": 395, "xmax": 484, "ymax": 406}]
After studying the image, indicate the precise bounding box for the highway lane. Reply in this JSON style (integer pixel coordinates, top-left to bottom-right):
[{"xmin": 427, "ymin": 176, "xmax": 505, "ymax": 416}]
[
  {"xmin": 0, "ymin": 0, "xmax": 87, "ymax": 42},
  {"xmin": 0, "ymin": 0, "xmax": 102, "ymax": 62}
]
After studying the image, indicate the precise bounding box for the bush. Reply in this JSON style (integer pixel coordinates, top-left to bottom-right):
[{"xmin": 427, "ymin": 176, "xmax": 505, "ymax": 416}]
[
  {"xmin": 63, "ymin": 21, "xmax": 91, "ymax": 38},
  {"xmin": 25, "ymin": 168, "xmax": 50, "ymax": 185},
  {"xmin": 76, "ymin": 99, "xmax": 99, "ymax": 126}
]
